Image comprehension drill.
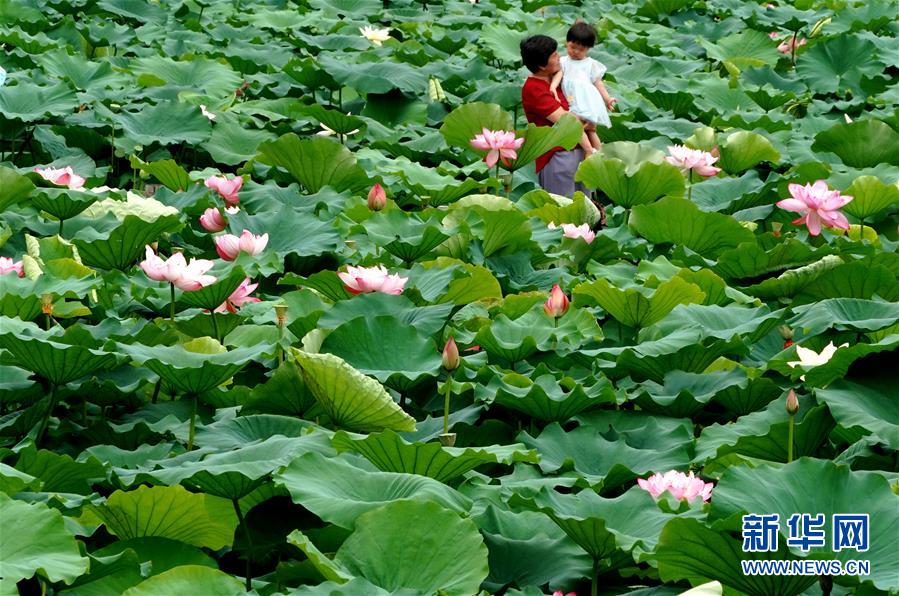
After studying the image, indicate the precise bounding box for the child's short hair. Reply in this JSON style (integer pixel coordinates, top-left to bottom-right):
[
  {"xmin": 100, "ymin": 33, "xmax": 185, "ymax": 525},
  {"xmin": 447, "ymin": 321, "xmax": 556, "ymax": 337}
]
[
  {"xmin": 567, "ymin": 21, "xmax": 597, "ymax": 47},
  {"xmin": 520, "ymin": 35, "xmax": 558, "ymax": 73}
]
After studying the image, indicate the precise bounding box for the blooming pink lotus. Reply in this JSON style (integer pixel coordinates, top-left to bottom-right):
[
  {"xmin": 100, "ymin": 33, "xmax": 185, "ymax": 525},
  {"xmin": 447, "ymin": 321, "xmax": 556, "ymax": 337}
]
[
  {"xmin": 777, "ymin": 36, "xmax": 807, "ymax": 54},
  {"xmin": 199, "ymin": 208, "xmax": 227, "ymax": 232},
  {"xmin": 776, "ymin": 180, "xmax": 853, "ymax": 236},
  {"xmin": 548, "ymin": 221, "xmax": 596, "ymax": 244},
  {"xmin": 665, "ymin": 145, "xmax": 721, "ymax": 177},
  {"xmin": 637, "ymin": 470, "xmax": 714, "ymax": 503},
  {"xmin": 470, "ymin": 128, "xmax": 525, "ymax": 168},
  {"xmin": 215, "ymin": 278, "xmax": 261, "ymax": 313},
  {"xmin": 34, "ymin": 166, "xmax": 86, "ymax": 190},
  {"xmin": 140, "ymin": 246, "xmax": 216, "ymax": 291},
  {"xmin": 0, "ymin": 256, "xmax": 24, "ymax": 277},
  {"xmin": 553, "ymin": 591, "xmax": 577, "ymax": 596},
  {"xmin": 338, "ymin": 264, "xmax": 408, "ymax": 295},
  {"xmin": 214, "ymin": 230, "xmax": 269, "ymax": 261},
  {"xmin": 543, "ymin": 284, "xmax": 570, "ymax": 317},
  {"xmin": 205, "ymin": 175, "xmax": 243, "ymax": 206}
]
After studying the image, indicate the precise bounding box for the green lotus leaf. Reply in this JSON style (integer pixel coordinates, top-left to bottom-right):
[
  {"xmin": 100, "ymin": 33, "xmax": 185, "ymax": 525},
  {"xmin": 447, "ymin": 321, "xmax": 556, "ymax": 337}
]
[
  {"xmin": 279, "ymin": 270, "xmax": 354, "ymax": 302},
  {"xmin": 93, "ymin": 538, "xmax": 217, "ymax": 580},
  {"xmin": 201, "ymin": 118, "xmax": 275, "ymax": 166},
  {"xmin": 474, "ymin": 310, "xmax": 555, "ymax": 363},
  {"xmin": 574, "ymin": 277, "xmax": 706, "ymax": 329},
  {"xmin": 655, "ymin": 517, "xmax": 816, "ymax": 596},
  {"xmin": 630, "ymin": 197, "xmax": 755, "ymax": 258},
  {"xmin": 700, "ymin": 30, "xmax": 781, "ymax": 74},
  {"xmin": 319, "ymin": 315, "xmax": 442, "ymax": 391},
  {"xmin": 117, "ymin": 342, "xmax": 257, "ymax": 395},
  {"xmin": 274, "ymin": 451, "xmax": 471, "ymax": 529},
  {"xmin": 194, "ymin": 414, "xmax": 319, "ymax": 450},
  {"xmin": 0, "ymin": 166, "xmax": 35, "ymax": 211},
  {"xmin": 331, "ymin": 429, "xmax": 537, "ymax": 482},
  {"xmin": 318, "ymin": 55, "xmax": 429, "ymax": 95},
  {"xmin": 796, "ymin": 35, "xmax": 884, "ymax": 97},
  {"xmin": 241, "ymin": 361, "xmax": 318, "ymax": 417},
  {"xmin": 714, "ymin": 239, "xmax": 834, "ymax": 280},
  {"xmin": 770, "ymin": 333, "xmax": 899, "ymax": 388},
  {"xmin": 632, "ymin": 369, "xmax": 752, "ymax": 418},
  {"xmin": 789, "ymin": 298, "xmax": 899, "ymax": 335},
  {"xmin": 122, "ymin": 565, "xmax": 244, "ymax": 596},
  {"xmin": 744, "ymin": 258, "xmax": 899, "ymax": 303},
  {"xmin": 0, "ymin": 81, "xmax": 79, "ymax": 122},
  {"xmin": 112, "ymin": 100, "xmax": 212, "ymax": 148},
  {"xmin": 302, "ymin": 103, "xmax": 366, "ymax": 136},
  {"xmin": 316, "ymin": 293, "xmax": 452, "ymax": 337},
  {"xmin": 91, "ymin": 485, "xmax": 238, "ymax": 550},
  {"xmin": 439, "ymin": 102, "xmax": 514, "ymax": 151},
  {"xmin": 129, "ymin": 156, "xmax": 190, "ymax": 192},
  {"xmin": 815, "ymin": 377, "xmax": 898, "ymax": 449},
  {"xmin": 365, "ymin": 210, "xmax": 449, "ymax": 263},
  {"xmin": 841, "ymin": 175, "xmax": 899, "ymax": 221},
  {"xmin": 508, "ymin": 114, "xmax": 583, "ymax": 171},
  {"xmin": 39, "ymin": 48, "xmax": 125, "ymax": 91},
  {"xmin": 710, "ymin": 459, "xmax": 899, "ymax": 591},
  {"xmin": 575, "ymin": 141, "xmax": 685, "ymax": 208},
  {"xmin": 333, "ymin": 500, "xmax": 489, "ymax": 596},
  {"xmin": 812, "ymin": 120, "xmax": 899, "ymax": 168},
  {"xmin": 131, "ymin": 55, "xmax": 242, "ymax": 99},
  {"xmin": 177, "ymin": 266, "xmax": 246, "ymax": 312},
  {"xmin": 14, "ymin": 446, "xmax": 106, "ymax": 494},
  {"xmin": 636, "ymin": 0, "xmax": 692, "ymax": 18},
  {"xmin": 291, "ymin": 349, "xmax": 416, "ymax": 432},
  {"xmin": 0, "ymin": 463, "xmax": 42, "ymax": 495},
  {"xmin": 255, "ymin": 134, "xmax": 369, "ymax": 194},
  {"xmin": 286, "ymin": 529, "xmax": 355, "ymax": 583},
  {"xmin": 716, "ymin": 131, "xmax": 780, "ymax": 174},
  {"xmin": 519, "ymin": 422, "xmax": 693, "ymax": 490},
  {"xmin": 70, "ymin": 214, "xmax": 182, "ymax": 271},
  {"xmin": 97, "ymin": 0, "xmax": 166, "ymax": 23},
  {"xmin": 483, "ymin": 366, "xmax": 614, "ymax": 422},
  {"xmin": 55, "ymin": 548, "xmax": 145, "ymax": 595},
  {"xmin": 652, "ymin": 304, "xmax": 781, "ymax": 344},
  {"xmin": 31, "ymin": 188, "xmax": 99, "ymax": 222}
]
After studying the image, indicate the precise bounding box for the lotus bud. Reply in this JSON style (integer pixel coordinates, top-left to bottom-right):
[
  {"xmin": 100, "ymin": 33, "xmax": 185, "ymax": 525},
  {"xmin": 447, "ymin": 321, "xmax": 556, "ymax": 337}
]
[
  {"xmin": 367, "ymin": 183, "xmax": 387, "ymax": 211},
  {"xmin": 809, "ymin": 16, "xmax": 831, "ymax": 38},
  {"xmin": 771, "ymin": 221, "xmax": 783, "ymax": 237},
  {"xmin": 779, "ymin": 325, "xmax": 794, "ymax": 348},
  {"xmin": 442, "ymin": 336, "xmax": 460, "ymax": 371},
  {"xmin": 786, "ymin": 389, "xmax": 799, "ymax": 416},
  {"xmin": 543, "ymin": 284, "xmax": 570, "ymax": 318},
  {"xmin": 41, "ymin": 294, "xmax": 53, "ymax": 315},
  {"xmin": 275, "ymin": 303, "xmax": 288, "ymax": 328}
]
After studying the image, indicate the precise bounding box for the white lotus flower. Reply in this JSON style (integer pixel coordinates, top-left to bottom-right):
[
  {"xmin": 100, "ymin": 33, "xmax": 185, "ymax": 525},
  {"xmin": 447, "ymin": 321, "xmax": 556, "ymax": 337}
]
[
  {"xmin": 359, "ymin": 26, "xmax": 391, "ymax": 46},
  {"xmin": 786, "ymin": 341, "xmax": 848, "ymax": 380},
  {"xmin": 199, "ymin": 104, "xmax": 216, "ymax": 121}
]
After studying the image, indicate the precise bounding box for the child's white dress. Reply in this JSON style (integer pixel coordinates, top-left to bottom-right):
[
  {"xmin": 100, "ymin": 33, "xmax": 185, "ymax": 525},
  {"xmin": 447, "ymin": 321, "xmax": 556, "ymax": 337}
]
[{"xmin": 560, "ymin": 56, "xmax": 611, "ymax": 128}]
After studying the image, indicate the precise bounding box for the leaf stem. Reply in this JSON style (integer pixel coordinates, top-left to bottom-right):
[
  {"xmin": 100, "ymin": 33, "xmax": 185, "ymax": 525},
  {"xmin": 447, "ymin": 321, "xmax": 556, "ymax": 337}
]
[
  {"xmin": 187, "ymin": 393, "xmax": 197, "ymax": 451},
  {"xmin": 170, "ymin": 283, "xmax": 176, "ymax": 321},
  {"xmin": 210, "ymin": 309, "xmax": 221, "ymax": 342},
  {"xmin": 687, "ymin": 169, "xmax": 693, "ymax": 202},
  {"xmin": 787, "ymin": 413, "xmax": 795, "ymax": 463},
  {"xmin": 232, "ymin": 498, "xmax": 254, "ymax": 591},
  {"xmin": 443, "ymin": 370, "xmax": 454, "ymax": 435},
  {"xmin": 591, "ymin": 557, "xmax": 599, "ymax": 596},
  {"xmin": 35, "ymin": 384, "xmax": 58, "ymax": 448}
]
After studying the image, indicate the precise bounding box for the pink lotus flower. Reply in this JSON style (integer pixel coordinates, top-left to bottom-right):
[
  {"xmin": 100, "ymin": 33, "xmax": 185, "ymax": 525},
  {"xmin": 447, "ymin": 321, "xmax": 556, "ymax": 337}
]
[
  {"xmin": 214, "ymin": 230, "xmax": 269, "ymax": 261},
  {"xmin": 776, "ymin": 180, "xmax": 853, "ymax": 236},
  {"xmin": 638, "ymin": 470, "xmax": 714, "ymax": 503},
  {"xmin": 215, "ymin": 277, "xmax": 261, "ymax": 313},
  {"xmin": 0, "ymin": 256, "xmax": 24, "ymax": 277},
  {"xmin": 140, "ymin": 246, "xmax": 216, "ymax": 291},
  {"xmin": 34, "ymin": 166, "xmax": 86, "ymax": 190},
  {"xmin": 338, "ymin": 264, "xmax": 408, "ymax": 295},
  {"xmin": 553, "ymin": 592, "xmax": 577, "ymax": 596},
  {"xmin": 548, "ymin": 221, "xmax": 596, "ymax": 244},
  {"xmin": 470, "ymin": 128, "xmax": 525, "ymax": 168},
  {"xmin": 367, "ymin": 183, "xmax": 387, "ymax": 211},
  {"xmin": 768, "ymin": 31, "xmax": 780, "ymax": 39},
  {"xmin": 199, "ymin": 208, "xmax": 227, "ymax": 232},
  {"xmin": 205, "ymin": 175, "xmax": 243, "ymax": 206},
  {"xmin": 777, "ymin": 36, "xmax": 807, "ymax": 54},
  {"xmin": 665, "ymin": 145, "xmax": 721, "ymax": 177},
  {"xmin": 543, "ymin": 284, "xmax": 570, "ymax": 317}
]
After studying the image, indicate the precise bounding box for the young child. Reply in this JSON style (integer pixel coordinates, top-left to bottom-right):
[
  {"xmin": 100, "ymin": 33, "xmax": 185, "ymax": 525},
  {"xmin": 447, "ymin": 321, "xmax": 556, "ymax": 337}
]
[{"xmin": 550, "ymin": 21, "xmax": 617, "ymax": 156}]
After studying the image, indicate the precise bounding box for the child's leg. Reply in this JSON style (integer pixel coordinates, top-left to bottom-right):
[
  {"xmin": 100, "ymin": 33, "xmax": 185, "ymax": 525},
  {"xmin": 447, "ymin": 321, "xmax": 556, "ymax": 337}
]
[
  {"xmin": 584, "ymin": 122, "xmax": 601, "ymax": 151},
  {"xmin": 576, "ymin": 116, "xmax": 595, "ymax": 156}
]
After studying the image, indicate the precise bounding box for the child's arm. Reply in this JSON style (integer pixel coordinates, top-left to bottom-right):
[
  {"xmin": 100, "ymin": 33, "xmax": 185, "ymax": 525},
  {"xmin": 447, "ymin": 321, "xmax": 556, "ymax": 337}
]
[
  {"xmin": 549, "ymin": 69, "xmax": 563, "ymax": 94},
  {"xmin": 594, "ymin": 79, "xmax": 617, "ymax": 111}
]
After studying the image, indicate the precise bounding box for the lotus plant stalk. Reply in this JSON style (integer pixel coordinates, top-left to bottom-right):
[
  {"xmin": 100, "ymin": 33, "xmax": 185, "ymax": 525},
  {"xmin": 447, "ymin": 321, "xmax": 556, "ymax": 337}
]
[
  {"xmin": 35, "ymin": 384, "xmax": 58, "ymax": 448},
  {"xmin": 170, "ymin": 283, "xmax": 176, "ymax": 321},
  {"xmin": 442, "ymin": 371, "xmax": 453, "ymax": 436},
  {"xmin": 188, "ymin": 394, "xmax": 198, "ymax": 452},
  {"xmin": 687, "ymin": 170, "xmax": 693, "ymax": 202},
  {"xmin": 786, "ymin": 389, "xmax": 799, "ymax": 463},
  {"xmin": 440, "ymin": 337, "xmax": 460, "ymax": 446},
  {"xmin": 592, "ymin": 557, "xmax": 600, "ymax": 596},
  {"xmin": 232, "ymin": 498, "xmax": 254, "ymax": 591},
  {"xmin": 210, "ymin": 309, "xmax": 221, "ymax": 342},
  {"xmin": 275, "ymin": 303, "xmax": 288, "ymax": 364}
]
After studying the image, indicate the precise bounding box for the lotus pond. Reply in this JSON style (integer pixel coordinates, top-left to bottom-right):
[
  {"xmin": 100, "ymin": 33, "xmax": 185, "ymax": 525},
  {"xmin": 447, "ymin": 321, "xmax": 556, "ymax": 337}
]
[{"xmin": 0, "ymin": 0, "xmax": 897, "ymax": 594}]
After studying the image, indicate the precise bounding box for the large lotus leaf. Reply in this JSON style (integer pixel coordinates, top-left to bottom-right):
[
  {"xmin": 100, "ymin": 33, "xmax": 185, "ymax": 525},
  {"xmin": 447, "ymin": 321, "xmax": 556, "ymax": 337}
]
[
  {"xmin": 117, "ymin": 342, "xmax": 257, "ymax": 395},
  {"xmin": 694, "ymin": 394, "xmax": 833, "ymax": 464},
  {"xmin": 426, "ymin": 259, "xmax": 503, "ymax": 305},
  {"xmin": 700, "ymin": 30, "xmax": 781, "ymax": 73},
  {"xmin": 651, "ymin": 304, "xmax": 781, "ymax": 344},
  {"xmin": 365, "ymin": 210, "xmax": 449, "ymax": 263},
  {"xmin": 93, "ymin": 538, "xmax": 217, "ymax": 580},
  {"xmin": 0, "ymin": 81, "xmax": 79, "ymax": 122},
  {"xmin": 255, "ymin": 134, "xmax": 369, "ymax": 194},
  {"xmin": 316, "ymin": 293, "xmax": 452, "ymax": 337},
  {"xmin": 319, "ymin": 315, "xmax": 442, "ymax": 391},
  {"xmin": 291, "ymin": 349, "xmax": 416, "ymax": 432},
  {"xmin": 131, "ymin": 56, "xmax": 242, "ymax": 99},
  {"xmin": 716, "ymin": 131, "xmax": 780, "ymax": 174},
  {"xmin": 519, "ymin": 423, "xmax": 693, "ymax": 490},
  {"xmin": 71, "ymin": 214, "xmax": 182, "ymax": 270},
  {"xmin": 744, "ymin": 258, "xmax": 899, "ymax": 303},
  {"xmin": 507, "ymin": 114, "xmax": 583, "ymax": 171},
  {"xmin": 241, "ymin": 203, "xmax": 341, "ymax": 259},
  {"xmin": 439, "ymin": 102, "xmax": 514, "ymax": 151},
  {"xmin": 38, "ymin": 49, "xmax": 125, "ymax": 91},
  {"xmin": 177, "ymin": 266, "xmax": 246, "ymax": 312},
  {"xmin": 710, "ymin": 459, "xmax": 899, "ymax": 591},
  {"xmin": 0, "ymin": 166, "xmax": 35, "ymax": 211},
  {"xmin": 771, "ymin": 333, "xmax": 899, "ymax": 388},
  {"xmin": 318, "ymin": 54, "xmax": 428, "ymax": 95},
  {"xmin": 812, "ymin": 120, "xmax": 899, "ymax": 168},
  {"xmin": 96, "ymin": 0, "xmax": 166, "ymax": 23},
  {"xmin": 515, "ymin": 486, "xmax": 700, "ymax": 560},
  {"xmin": 483, "ymin": 367, "xmax": 614, "ymax": 422},
  {"xmin": 129, "ymin": 156, "xmax": 190, "ymax": 192},
  {"xmin": 279, "ymin": 270, "xmax": 353, "ymax": 302},
  {"xmin": 630, "ymin": 197, "xmax": 755, "ymax": 258},
  {"xmin": 0, "ymin": 327, "xmax": 117, "ymax": 385},
  {"xmin": 303, "ymin": 103, "xmax": 366, "ymax": 136},
  {"xmin": 122, "ymin": 565, "xmax": 243, "ymax": 596},
  {"xmin": 474, "ymin": 310, "xmax": 555, "ymax": 363},
  {"xmin": 31, "ymin": 188, "xmax": 99, "ymax": 222},
  {"xmin": 815, "ymin": 377, "xmax": 898, "ymax": 449},
  {"xmin": 631, "ymin": 369, "xmax": 755, "ymax": 418},
  {"xmin": 841, "ymin": 175, "xmax": 899, "ymax": 221},
  {"xmin": 193, "ymin": 414, "xmax": 319, "ymax": 450},
  {"xmin": 274, "ymin": 451, "xmax": 471, "ymax": 529},
  {"xmin": 575, "ymin": 141, "xmax": 685, "ymax": 207},
  {"xmin": 91, "ymin": 485, "xmax": 237, "ymax": 550},
  {"xmin": 14, "ymin": 447, "xmax": 106, "ymax": 494},
  {"xmin": 796, "ymin": 35, "xmax": 883, "ymax": 97},
  {"xmin": 655, "ymin": 517, "xmax": 817, "ymax": 596},
  {"xmin": 201, "ymin": 119, "xmax": 275, "ymax": 166},
  {"xmin": 574, "ymin": 277, "xmax": 705, "ymax": 329},
  {"xmin": 333, "ymin": 500, "xmax": 488, "ymax": 596},
  {"xmin": 714, "ymin": 239, "xmax": 834, "ymax": 280},
  {"xmin": 113, "ymin": 101, "xmax": 212, "ymax": 147},
  {"xmin": 789, "ymin": 298, "xmax": 899, "ymax": 335},
  {"xmin": 0, "ymin": 493, "xmax": 89, "ymax": 586},
  {"xmin": 56, "ymin": 547, "xmax": 143, "ymax": 595},
  {"xmin": 331, "ymin": 430, "xmax": 537, "ymax": 482}
]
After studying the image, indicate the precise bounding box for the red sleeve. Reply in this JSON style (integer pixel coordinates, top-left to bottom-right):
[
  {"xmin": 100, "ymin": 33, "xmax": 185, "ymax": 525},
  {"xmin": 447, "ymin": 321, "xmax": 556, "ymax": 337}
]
[{"xmin": 522, "ymin": 79, "xmax": 562, "ymax": 119}]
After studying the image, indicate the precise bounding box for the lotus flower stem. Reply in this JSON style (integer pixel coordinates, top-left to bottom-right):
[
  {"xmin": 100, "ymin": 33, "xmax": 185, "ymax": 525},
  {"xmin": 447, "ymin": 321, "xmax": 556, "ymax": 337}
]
[
  {"xmin": 591, "ymin": 557, "xmax": 600, "ymax": 596},
  {"xmin": 442, "ymin": 370, "xmax": 454, "ymax": 435},
  {"xmin": 787, "ymin": 413, "xmax": 795, "ymax": 463},
  {"xmin": 210, "ymin": 310, "xmax": 221, "ymax": 342},
  {"xmin": 790, "ymin": 32, "xmax": 798, "ymax": 66},
  {"xmin": 187, "ymin": 394, "xmax": 197, "ymax": 451},
  {"xmin": 232, "ymin": 498, "xmax": 254, "ymax": 591},
  {"xmin": 687, "ymin": 170, "xmax": 693, "ymax": 202},
  {"xmin": 169, "ymin": 283, "xmax": 176, "ymax": 321},
  {"xmin": 58, "ymin": 219, "xmax": 64, "ymax": 236},
  {"xmin": 35, "ymin": 384, "xmax": 58, "ymax": 448},
  {"xmin": 151, "ymin": 380, "xmax": 161, "ymax": 404}
]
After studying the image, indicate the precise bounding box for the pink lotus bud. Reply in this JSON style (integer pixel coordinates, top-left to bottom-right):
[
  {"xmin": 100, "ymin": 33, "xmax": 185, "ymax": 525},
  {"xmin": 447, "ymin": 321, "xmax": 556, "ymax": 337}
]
[
  {"xmin": 0, "ymin": 256, "xmax": 25, "ymax": 278},
  {"xmin": 367, "ymin": 183, "xmax": 387, "ymax": 211},
  {"xmin": 442, "ymin": 336, "xmax": 460, "ymax": 371},
  {"xmin": 543, "ymin": 284, "xmax": 569, "ymax": 318},
  {"xmin": 786, "ymin": 389, "xmax": 799, "ymax": 416},
  {"xmin": 199, "ymin": 208, "xmax": 227, "ymax": 232},
  {"xmin": 204, "ymin": 175, "xmax": 243, "ymax": 206},
  {"xmin": 215, "ymin": 234, "xmax": 241, "ymax": 261}
]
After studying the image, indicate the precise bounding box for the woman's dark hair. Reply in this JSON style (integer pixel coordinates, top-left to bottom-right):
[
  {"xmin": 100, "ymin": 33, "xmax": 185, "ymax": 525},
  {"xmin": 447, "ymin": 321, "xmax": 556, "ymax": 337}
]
[
  {"xmin": 520, "ymin": 35, "xmax": 558, "ymax": 73},
  {"xmin": 567, "ymin": 21, "xmax": 597, "ymax": 47}
]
